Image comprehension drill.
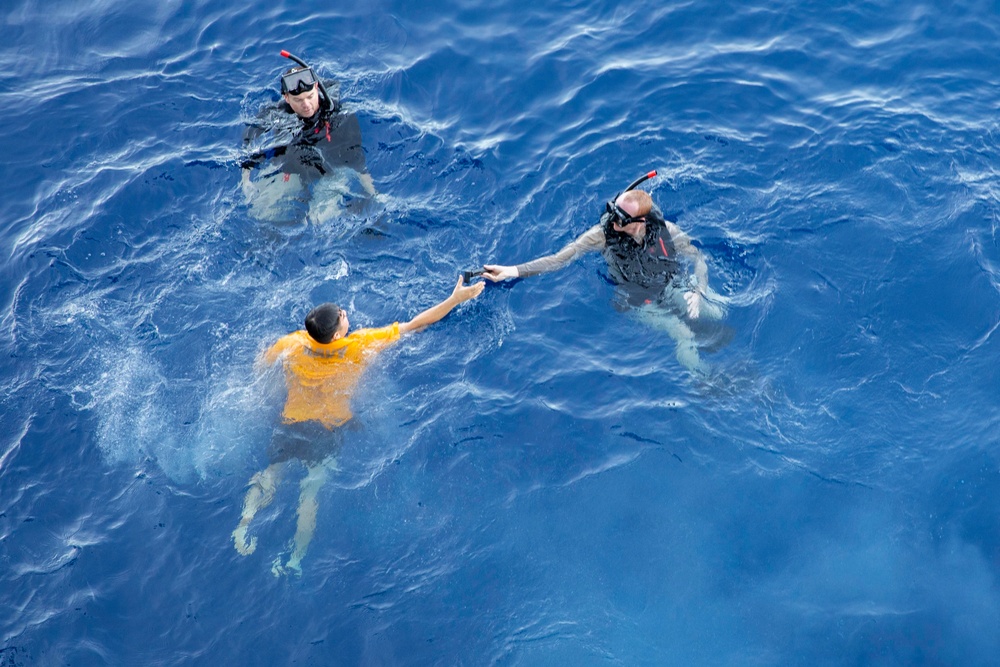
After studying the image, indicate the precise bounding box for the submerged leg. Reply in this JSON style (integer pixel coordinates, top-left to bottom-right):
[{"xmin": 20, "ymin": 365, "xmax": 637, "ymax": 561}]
[
  {"xmin": 663, "ymin": 315, "xmax": 705, "ymax": 374},
  {"xmin": 245, "ymin": 170, "xmax": 309, "ymax": 223},
  {"xmin": 233, "ymin": 463, "xmax": 283, "ymax": 556},
  {"xmin": 306, "ymin": 169, "xmax": 354, "ymax": 224},
  {"xmin": 273, "ymin": 458, "xmax": 336, "ymax": 576},
  {"xmin": 634, "ymin": 304, "xmax": 707, "ymax": 375},
  {"xmin": 697, "ymin": 285, "xmax": 729, "ymax": 321}
]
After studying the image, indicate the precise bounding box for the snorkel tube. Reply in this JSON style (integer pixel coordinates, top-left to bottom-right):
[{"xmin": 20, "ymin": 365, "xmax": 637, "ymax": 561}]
[
  {"xmin": 280, "ymin": 50, "xmax": 335, "ymax": 112},
  {"xmin": 603, "ymin": 170, "xmax": 659, "ymax": 231},
  {"xmin": 624, "ymin": 170, "xmax": 657, "ymax": 192}
]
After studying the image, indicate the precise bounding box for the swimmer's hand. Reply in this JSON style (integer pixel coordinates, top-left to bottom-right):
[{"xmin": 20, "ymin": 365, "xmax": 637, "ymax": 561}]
[
  {"xmin": 451, "ymin": 274, "xmax": 485, "ymax": 302},
  {"xmin": 482, "ymin": 264, "xmax": 519, "ymax": 282},
  {"xmin": 684, "ymin": 289, "xmax": 702, "ymax": 319},
  {"xmin": 400, "ymin": 275, "xmax": 483, "ymax": 334}
]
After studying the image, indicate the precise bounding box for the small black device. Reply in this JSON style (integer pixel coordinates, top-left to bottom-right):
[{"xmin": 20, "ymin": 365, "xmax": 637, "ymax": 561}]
[{"xmin": 461, "ymin": 269, "xmax": 484, "ymax": 283}]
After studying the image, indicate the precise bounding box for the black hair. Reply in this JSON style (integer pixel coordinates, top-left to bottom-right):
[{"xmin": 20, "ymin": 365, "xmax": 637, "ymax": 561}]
[{"xmin": 304, "ymin": 303, "xmax": 342, "ymax": 344}]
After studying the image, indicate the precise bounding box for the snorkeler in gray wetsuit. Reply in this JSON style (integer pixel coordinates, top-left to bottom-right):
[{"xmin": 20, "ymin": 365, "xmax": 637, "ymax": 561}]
[
  {"xmin": 240, "ymin": 51, "xmax": 375, "ymax": 222},
  {"xmin": 482, "ymin": 172, "xmax": 728, "ymax": 373}
]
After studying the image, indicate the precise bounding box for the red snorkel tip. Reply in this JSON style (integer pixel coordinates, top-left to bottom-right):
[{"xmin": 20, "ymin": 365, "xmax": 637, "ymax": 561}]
[
  {"xmin": 623, "ymin": 169, "xmax": 658, "ymax": 192},
  {"xmin": 280, "ymin": 50, "xmax": 291, "ymax": 58}
]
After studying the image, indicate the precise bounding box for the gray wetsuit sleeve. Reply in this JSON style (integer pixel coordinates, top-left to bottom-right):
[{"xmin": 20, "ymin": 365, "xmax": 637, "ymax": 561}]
[{"xmin": 515, "ymin": 225, "xmax": 606, "ymax": 277}]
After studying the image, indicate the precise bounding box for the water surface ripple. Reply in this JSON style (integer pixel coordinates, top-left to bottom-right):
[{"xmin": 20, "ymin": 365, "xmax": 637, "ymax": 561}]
[{"xmin": 2, "ymin": 0, "xmax": 999, "ymax": 664}]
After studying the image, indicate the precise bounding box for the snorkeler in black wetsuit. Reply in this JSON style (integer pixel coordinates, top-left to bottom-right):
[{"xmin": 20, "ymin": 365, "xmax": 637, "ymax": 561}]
[
  {"xmin": 240, "ymin": 51, "xmax": 375, "ymax": 221},
  {"xmin": 481, "ymin": 172, "xmax": 729, "ymax": 373}
]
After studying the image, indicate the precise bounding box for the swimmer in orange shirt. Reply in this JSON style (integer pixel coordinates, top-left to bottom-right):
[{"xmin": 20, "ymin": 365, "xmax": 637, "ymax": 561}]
[{"xmin": 233, "ymin": 275, "xmax": 484, "ymax": 576}]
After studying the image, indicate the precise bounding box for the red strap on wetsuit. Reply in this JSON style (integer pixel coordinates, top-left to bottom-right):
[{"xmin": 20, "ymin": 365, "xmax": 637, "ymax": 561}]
[
  {"xmin": 658, "ymin": 238, "xmax": 669, "ymax": 256},
  {"xmin": 313, "ymin": 121, "xmax": 332, "ymax": 141}
]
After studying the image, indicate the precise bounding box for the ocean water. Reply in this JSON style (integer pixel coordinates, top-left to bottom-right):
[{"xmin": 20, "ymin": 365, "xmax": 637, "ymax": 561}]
[{"xmin": 2, "ymin": 0, "xmax": 999, "ymax": 664}]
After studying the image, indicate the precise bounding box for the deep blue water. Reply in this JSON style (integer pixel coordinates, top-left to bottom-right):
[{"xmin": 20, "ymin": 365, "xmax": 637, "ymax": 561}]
[{"xmin": 2, "ymin": 0, "xmax": 1000, "ymax": 664}]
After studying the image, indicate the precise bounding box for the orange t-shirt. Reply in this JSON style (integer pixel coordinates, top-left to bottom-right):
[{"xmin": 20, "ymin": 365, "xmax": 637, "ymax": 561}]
[{"xmin": 263, "ymin": 324, "xmax": 400, "ymax": 429}]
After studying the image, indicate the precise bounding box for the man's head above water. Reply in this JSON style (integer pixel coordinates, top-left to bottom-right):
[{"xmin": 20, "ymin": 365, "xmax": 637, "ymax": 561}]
[
  {"xmin": 304, "ymin": 303, "xmax": 347, "ymax": 344},
  {"xmin": 281, "ymin": 66, "xmax": 322, "ymax": 119}
]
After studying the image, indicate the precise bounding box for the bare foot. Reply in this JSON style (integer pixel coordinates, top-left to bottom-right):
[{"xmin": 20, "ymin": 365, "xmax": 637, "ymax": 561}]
[
  {"xmin": 271, "ymin": 554, "xmax": 302, "ymax": 578},
  {"xmin": 233, "ymin": 524, "xmax": 256, "ymax": 556}
]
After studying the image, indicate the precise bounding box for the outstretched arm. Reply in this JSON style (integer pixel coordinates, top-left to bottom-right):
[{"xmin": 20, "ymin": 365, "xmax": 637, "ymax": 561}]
[
  {"xmin": 482, "ymin": 225, "xmax": 606, "ymax": 282},
  {"xmin": 399, "ymin": 275, "xmax": 485, "ymax": 334}
]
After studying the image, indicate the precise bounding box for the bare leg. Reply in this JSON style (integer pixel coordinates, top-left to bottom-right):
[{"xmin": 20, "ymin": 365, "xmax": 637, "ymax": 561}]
[
  {"xmin": 273, "ymin": 458, "xmax": 335, "ymax": 576},
  {"xmin": 233, "ymin": 463, "xmax": 282, "ymax": 556}
]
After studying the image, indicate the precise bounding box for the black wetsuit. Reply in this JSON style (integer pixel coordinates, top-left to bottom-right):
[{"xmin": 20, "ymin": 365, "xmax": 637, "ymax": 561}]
[
  {"xmin": 515, "ymin": 207, "xmax": 683, "ymax": 308},
  {"xmin": 600, "ymin": 209, "xmax": 680, "ymax": 307},
  {"xmin": 241, "ymin": 82, "xmax": 368, "ymax": 184}
]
